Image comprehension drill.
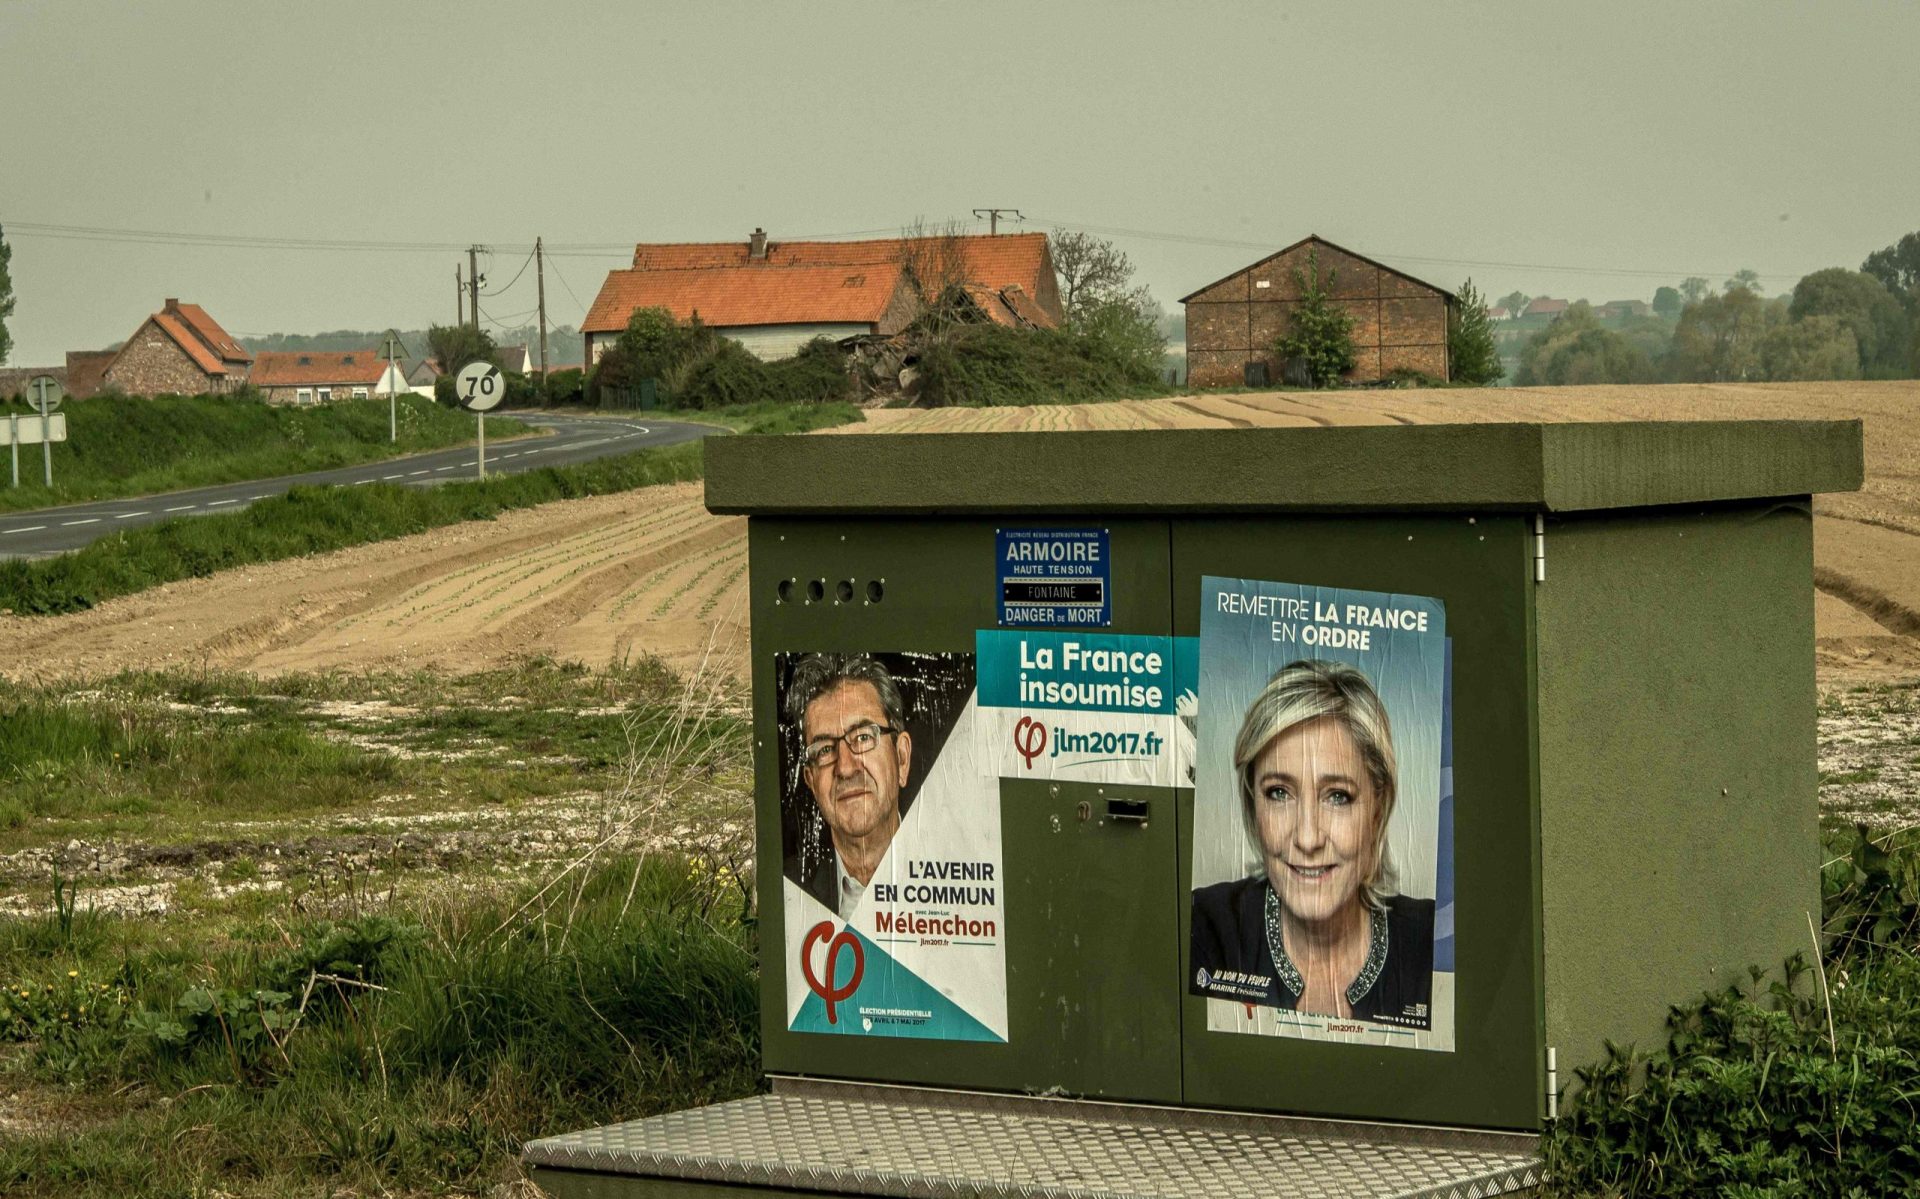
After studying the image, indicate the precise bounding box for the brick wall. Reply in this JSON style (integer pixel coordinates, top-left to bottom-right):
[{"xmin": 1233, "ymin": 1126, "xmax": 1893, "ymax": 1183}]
[
  {"xmin": 1183, "ymin": 240, "xmax": 1451, "ymax": 387},
  {"xmin": 101, "ymin": 318, "xmax": 231, "ymax": 396}
]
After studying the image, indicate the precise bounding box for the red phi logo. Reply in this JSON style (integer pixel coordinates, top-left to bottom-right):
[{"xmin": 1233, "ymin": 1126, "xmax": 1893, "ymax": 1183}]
[
  {"xmin": 800, "ymin": 920, "xmax": 863, "ymax": 1025},
  {"xmin": 1014, "ymin": 716, "xmax": 1048, "ymax": 769}
]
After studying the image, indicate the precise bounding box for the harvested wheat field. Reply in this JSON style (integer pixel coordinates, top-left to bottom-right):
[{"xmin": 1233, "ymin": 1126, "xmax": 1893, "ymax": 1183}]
[{"xmin": 1, "ymin": 381, "xmax": 1915, "ymax": 686}]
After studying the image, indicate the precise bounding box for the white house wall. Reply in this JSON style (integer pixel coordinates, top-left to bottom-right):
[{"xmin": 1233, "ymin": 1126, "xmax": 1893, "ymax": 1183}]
[{"xmin": 725, "ymin": 324, "xmax": 867, "ymax": 360}]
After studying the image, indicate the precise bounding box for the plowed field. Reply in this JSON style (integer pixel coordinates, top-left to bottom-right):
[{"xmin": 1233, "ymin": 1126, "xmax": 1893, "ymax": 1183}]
[{"xmin": 3, "ymin": 381, "xmax": 1915, "ymax": 685}]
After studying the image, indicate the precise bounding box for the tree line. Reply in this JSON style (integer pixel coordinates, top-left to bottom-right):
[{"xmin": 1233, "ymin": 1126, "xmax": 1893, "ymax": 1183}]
[{"xmin": 1508, "ymin": 232, "xmax": 1920, "ymax": 386}]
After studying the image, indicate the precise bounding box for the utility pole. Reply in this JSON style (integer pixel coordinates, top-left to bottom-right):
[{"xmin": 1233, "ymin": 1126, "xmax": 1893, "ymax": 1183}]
[
  {"xmin": 536, "ymin": 236, "xmax": 549, "ymax": 391},
  {"xmin": 468, "ymin": 245, "xmax": 487, "ymax": 331},
  {"xmin": 456, "ymin": 264, "xmax": 465, "ymax": 326},
  {"xmin": 973, "ymin": 208, "xmax": 1023, "ymax": 235}
]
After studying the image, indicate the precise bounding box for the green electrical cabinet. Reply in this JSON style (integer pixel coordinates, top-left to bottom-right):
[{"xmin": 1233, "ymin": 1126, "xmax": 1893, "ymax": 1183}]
[{"xmin": 526, "ymin": 419, "xmax": 1862, "ymax": 1199}]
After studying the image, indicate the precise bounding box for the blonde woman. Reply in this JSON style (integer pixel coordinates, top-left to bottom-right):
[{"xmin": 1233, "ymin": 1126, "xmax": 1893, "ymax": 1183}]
[{"xmin": 1191, "ymin": 660, "xmax": 1433, "ymax": 1029}]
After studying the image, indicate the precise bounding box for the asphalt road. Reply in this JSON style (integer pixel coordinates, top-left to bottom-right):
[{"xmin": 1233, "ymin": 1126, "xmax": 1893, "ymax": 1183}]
[{"xmin": 0, "ymin": 412, "xmax": 717, "ymax": 560}]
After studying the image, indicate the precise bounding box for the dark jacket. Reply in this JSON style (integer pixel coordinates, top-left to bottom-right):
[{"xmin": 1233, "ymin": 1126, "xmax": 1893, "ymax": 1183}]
[
  {"xmin": 787, "ymin": 851, "xmax": 840, "ymax": 915},
  {"xmin": 1190, "ymin": 876, "xmax": 1434, "ymax": 1030}
]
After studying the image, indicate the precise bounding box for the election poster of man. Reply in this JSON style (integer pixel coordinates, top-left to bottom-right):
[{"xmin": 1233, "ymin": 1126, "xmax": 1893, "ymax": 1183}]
[
  {"xmin": 1188, "ymin": 577, "xmax": 1455, "ymax": 1053},
  {"xmin": 775, "ymin": 651, "xmax": 1006, "ymax": 1043}
]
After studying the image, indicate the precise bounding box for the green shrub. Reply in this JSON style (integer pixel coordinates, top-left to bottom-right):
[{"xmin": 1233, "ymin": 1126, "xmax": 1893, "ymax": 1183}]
[
  {"xmin": 915, "ymin": 323, "xmax": 1167, "ymax": 406},
  {"xmin": 1273, "ymin": 249, "xmax": 1356, "ymax": 387},
  {"xmin": 675, "ymin": 337, "xmax": 850, "ymax": 410},
  {"xmin": 1543, "ymin": 826, "xmax": 1920, "ymax": 1196}
]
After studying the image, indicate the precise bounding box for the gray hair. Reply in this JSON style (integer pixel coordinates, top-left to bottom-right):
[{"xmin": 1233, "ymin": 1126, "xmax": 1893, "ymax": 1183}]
[
  {"xmin": 784, "ymin": 653, "xmax": 907, "ymax": 730},
  {"xmin": 1234, "ymin": 659, "xmax": 1399, "ymax": 908}
]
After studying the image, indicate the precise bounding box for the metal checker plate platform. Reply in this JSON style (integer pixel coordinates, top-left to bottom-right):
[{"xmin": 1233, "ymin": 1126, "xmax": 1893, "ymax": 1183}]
[{"xmin": 524, "ymin": 1087, "xmax": 1541, "ymax": 1199}]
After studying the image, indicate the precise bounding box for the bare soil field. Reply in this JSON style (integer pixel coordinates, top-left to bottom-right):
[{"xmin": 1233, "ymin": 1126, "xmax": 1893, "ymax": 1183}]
[{"xmin": 1, "ymin": 380, "xmax": 1915, "ymax": 687}]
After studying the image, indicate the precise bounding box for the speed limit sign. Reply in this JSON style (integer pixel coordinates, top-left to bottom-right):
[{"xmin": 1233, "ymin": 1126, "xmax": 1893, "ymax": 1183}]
[{"xmin": 455, "ymin": 361, "xmax": 505, "ymax": 411}]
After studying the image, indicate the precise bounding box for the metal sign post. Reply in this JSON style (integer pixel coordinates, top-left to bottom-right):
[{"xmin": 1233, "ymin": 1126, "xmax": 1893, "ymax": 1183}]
[
  {"xmin": 28, "ymin": 376, "xmax": 63, "ymax": 489},
  {"xmin": 382, "ymin": 329, "xmax": 407, "ymax": 444},
  {"xmin": 455, "ymin": 361, "xmax": 504, "ymax": 480},
  {"xmin": 8, "ymin": 412, "xmax": 17, "ymax": 488}
]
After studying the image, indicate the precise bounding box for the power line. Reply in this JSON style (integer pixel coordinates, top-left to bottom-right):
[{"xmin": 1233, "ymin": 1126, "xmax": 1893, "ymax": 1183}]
[
  {"xmin": 477, "ymin": 302, "xmax": 540, "ymax": 330},
  {"xmin": 485, "ymin": 247, "xmax": 536, "ymax": 298},
  {"xmin": 543, "ymin": 254, "xmax": 589, "ymax": 320}
]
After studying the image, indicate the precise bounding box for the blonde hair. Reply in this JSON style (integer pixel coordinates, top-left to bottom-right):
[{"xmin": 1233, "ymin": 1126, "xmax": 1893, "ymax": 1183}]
[{"xmin": 1233, "ymin": 659, "xmax": 1399, "ymax": 909}]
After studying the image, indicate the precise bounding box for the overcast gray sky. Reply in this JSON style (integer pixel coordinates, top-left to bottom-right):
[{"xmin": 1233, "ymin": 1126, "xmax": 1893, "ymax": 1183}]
[{"xmin": 4, "ymin": 0, "xmax": 1916, "ymax": 365}]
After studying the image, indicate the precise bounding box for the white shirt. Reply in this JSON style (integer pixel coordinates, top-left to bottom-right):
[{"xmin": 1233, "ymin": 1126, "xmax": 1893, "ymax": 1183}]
[{"xmin": 834, "ymin": 859, "xmax": 867, "ymax": 921}]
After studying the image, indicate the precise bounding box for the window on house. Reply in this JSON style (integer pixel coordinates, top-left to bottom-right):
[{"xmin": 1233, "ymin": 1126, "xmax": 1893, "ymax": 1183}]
[
  {"xmin": 317, "ymin": 388, "xmax": 333, "ymax": 403},
  {"xmin": 353, "ymin": 387, "xmax": 368, "ymax": 399},
  {"xmin": 296, "ymin": 388, "xmax": 313, "ymax": 404}
]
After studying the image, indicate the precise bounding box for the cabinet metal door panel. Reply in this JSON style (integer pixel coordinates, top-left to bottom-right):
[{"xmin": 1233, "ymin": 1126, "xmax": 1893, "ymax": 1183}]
[
  {"xmin": 1173, "ymin": 514, "xmax": 1542, "ymax": 1130},
  {"xmin": 751, "ymin": 517, "xmax": 1180, "ymax": 1101}
]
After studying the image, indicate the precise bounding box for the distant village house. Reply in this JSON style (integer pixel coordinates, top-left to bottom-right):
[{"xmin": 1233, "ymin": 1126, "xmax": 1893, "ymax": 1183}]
[
  {"xmin": 250, "ymin": 350, "xmax": 406, "ymax": 405},
  {"xmin": 1181, "ymin": 236, "xmax": 1454, "ymax": 387},
  {"xmin": 581, "ymin": 228, "xmax": 1063, "ymax": 364}
]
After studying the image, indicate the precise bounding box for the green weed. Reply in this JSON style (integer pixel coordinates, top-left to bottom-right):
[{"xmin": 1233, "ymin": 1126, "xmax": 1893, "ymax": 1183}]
[{"xmin": 1543, "ymin": 826, "xmax": 1920, "ymax": 1196}]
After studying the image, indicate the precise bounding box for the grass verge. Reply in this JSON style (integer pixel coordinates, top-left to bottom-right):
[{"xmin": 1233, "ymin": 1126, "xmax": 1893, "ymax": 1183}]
[
  {"xmin": 0, "ymin": 393, "xmax": 528, "ymax": 514},
  {"xmin": 0, "ymin": 657, "xmax": 755, "ymax": 1198},
  {"xmin": 0, "ymin": 401, "xmax": 860, "ymax": 616}
]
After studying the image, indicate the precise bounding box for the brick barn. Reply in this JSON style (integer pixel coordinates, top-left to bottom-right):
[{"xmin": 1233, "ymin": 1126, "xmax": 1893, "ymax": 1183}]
[
  {"xmin": 1182, "ymin": 235, "xmax": 1454, "ymax": 387},
  {"xmin": 99, "ymin": 299, "xmax": 254, "ymax": 396}
]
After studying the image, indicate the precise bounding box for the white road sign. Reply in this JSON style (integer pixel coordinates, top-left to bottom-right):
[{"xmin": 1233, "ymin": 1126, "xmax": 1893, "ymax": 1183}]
[
  {"xmin": 28, "ymin": 375, "xmax": 63, "ymax": 415},
  {"xmin": 0, "ymin": 413, "xmax": 66, "ymax": 446},
  {"xmin": 455, "ymin": 362, "xmax": 505, "ymax": 411}
]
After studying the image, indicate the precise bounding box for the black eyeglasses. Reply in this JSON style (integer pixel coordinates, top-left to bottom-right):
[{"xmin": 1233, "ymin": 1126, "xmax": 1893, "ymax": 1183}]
[{"xmin": 802, "ymin": 723, "xmax": 901, "ymax": 770}]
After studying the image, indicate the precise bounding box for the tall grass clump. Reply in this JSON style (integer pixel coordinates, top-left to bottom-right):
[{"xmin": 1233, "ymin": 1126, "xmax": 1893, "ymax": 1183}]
[
  {"xmin": 0, "ymin": 391, "xmax": 520, "ymax": 513},
  {"xmin": 0, "ymin": 859, "xmax": 758, "ymax": 1198},
  {"xmin": 1541, "ymin": 824, "xmax": 1920, "ymax": 1196}
]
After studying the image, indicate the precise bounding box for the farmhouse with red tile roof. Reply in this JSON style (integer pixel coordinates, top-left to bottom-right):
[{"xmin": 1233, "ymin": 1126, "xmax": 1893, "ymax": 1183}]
[
  {"xmin": 582, "ymin": 229, "xmax": 1064, "ymax": 363},
  {"xmin": 100, "ymin": 299, "xmax": 254, "ymax": 397},
  {"xmin": 251, "ymin": 349, "xmax": 404, "ymax": 404}
]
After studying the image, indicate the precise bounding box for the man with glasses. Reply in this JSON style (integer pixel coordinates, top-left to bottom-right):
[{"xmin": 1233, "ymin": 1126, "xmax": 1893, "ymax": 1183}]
[{"xmin": 784, "ymin": 653, "xmax": 914, "ymax": 919}]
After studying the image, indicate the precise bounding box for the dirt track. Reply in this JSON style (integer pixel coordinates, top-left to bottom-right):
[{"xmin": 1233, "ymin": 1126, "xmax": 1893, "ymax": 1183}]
[{"xmin": 2, "ymin": 382, "xmax": 1915, "ymax": 685}]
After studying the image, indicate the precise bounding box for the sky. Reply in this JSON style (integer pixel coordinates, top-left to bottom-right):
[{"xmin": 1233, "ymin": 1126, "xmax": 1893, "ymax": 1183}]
[{"xmin": 3, "ymin": 0, "xmax": 1917, "ymax": 366}]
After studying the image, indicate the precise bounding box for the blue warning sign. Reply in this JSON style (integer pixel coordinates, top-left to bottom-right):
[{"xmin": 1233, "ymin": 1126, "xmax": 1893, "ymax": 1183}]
[{"xmin": 996, "ymin": 527, "xmax": 1111, "ymax": 628}]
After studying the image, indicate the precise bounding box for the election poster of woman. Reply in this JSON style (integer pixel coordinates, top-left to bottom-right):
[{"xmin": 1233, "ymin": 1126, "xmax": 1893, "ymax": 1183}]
[{"xmin": 1188, "ymin": 577, "xmax": 1456, "ymax": 1053}]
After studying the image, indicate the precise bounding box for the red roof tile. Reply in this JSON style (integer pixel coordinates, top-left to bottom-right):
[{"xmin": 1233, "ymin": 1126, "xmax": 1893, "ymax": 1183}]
[
  {"xmin": 588, "ymin": 232, "xmax": 1062, "ymax": 334},
  {"xmin": 585, "ymin": 262, "xmax": 913, "ymax": 334},
  {"xmin": 152, "ymin": 311, "xmax": 227, "ymax": 375},
  {"xmin": 250, "ymin": 351, "xmax": 389, "ymax": 388},
  {"xmin": 169, "ymin": 303, "xmax": 252, "ymax": 364}
]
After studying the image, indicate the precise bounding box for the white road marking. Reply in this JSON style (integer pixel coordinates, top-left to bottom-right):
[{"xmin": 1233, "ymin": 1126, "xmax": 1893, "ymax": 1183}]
[
  {"xmin": 409, "ymin": 470, "xmax": 428, "ymax": 476},
  {"xmin": 164, "ymin": 505, "xmax": 195, "ymax": 512},
  {"xmin": 61, "ymin": 518, "xmax": 100, "ymax": 526},
  {"xmin": 115, "ymin": 511, "xmax": 150, "ymax": 519},
  {"xmin": 434, "ymin": 465, "xmax": 454, "ymax": 472},
  {"xmin": 383, "ymin": 474, "xmax": 403, "ymax": 481},
  {"xmin": 354, "ymin": 479, "xmax": 374, "ymax": 485},
  {"xmin": 207, "ymin": 499, "xmax": 237, "ymax": 507},
  {"xmin": 2, "ymin": 525, "xmax": 46, "ymax": 535}
]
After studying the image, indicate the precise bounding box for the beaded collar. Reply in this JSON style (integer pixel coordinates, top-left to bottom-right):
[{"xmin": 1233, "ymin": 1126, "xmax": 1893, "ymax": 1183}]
[{"xmin": 1263, "ymin": 882, "xmax": 1389, "ymax": 1007}]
